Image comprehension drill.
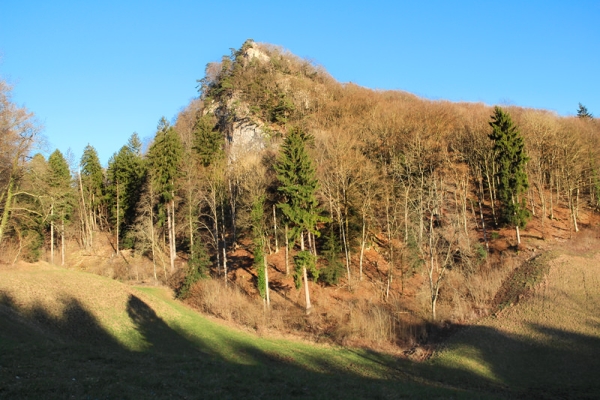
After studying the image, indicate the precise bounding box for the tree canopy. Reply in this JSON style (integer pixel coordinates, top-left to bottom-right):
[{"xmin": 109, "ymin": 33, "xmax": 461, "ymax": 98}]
[{"xmin": 489, "ymin": 106, "xmax": 530, "ymax": 235}]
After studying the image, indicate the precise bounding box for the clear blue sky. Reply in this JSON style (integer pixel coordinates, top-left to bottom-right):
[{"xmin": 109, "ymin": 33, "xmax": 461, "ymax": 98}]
[{"xmin": 1, "ymin": 0, "xmax": 598, "ymax": 166}]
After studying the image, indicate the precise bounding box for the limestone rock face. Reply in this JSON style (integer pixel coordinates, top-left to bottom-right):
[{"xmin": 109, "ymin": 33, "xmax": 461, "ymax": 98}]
[
  {"xmin": 216, "ymin": 43, "xmax": 272, "ymax": 162},
  {"xmin": 227, "ymin": 115, "xmax": 266, "ymax": 162},
  {"xmin": 244, "ymin": 45, "xmax": 270, "ymax": 64}
]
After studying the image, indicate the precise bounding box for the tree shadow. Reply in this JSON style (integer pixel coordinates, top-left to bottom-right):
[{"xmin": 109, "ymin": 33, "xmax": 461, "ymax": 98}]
[{"xmin": 2, "ymin": 288, "xmax": 600, "ymax": 399}]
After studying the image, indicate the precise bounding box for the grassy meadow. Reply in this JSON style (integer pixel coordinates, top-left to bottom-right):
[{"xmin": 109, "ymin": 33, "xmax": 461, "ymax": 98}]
[{"xmin": 1, "ymin": 239, "xmax": 599, "ymax": 399}]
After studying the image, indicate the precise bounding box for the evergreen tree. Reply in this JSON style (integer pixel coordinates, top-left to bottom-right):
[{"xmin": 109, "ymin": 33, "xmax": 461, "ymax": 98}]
[
  {"xmin": 147, "ymin": 118, "xmax": 183, "ymax": 272},
  {"xmin": 251, "ymin": 195, "xmax": 269, "ymax": 305},
  {"xmin": 193, "ymin": 114, "xmax": 223, "ymax": 167},
  {"xmin": 80, "ymin": 145, "xmax": 105, "ymax": 234},
  {"xmin": 274, "ymin": 127, "xmax": 324, "ymax": 312},
  {"xmin": 488, "ymin": 106, "xmax": 530, "ymax": 244},
  {"xmin": 177, "ymin": 238, "xmax": 210, "ymax": 299},
  {"xmin": 47, "ymin": 149, "xmax": 73, "ymax": 264},
  {"xmin": 577, "ymin": 103, "xmax": 593, "ymax": 119},
  {"xmin": 319, "ymin": 225, "xmax": 344, "ymax": 286},
  {"xmin": 106, "ymin": 134, "xmax": 146, "ymax": 251}
]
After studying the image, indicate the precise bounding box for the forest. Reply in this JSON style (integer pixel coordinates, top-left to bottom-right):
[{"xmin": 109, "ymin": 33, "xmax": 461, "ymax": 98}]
[{"xmin": 1, "ymin": 40, "xmax": 599, "ymax": 348}]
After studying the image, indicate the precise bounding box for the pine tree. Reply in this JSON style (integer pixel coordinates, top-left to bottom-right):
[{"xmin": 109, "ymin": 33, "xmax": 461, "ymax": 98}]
[
  {"xmin": 489, "ymin": 106, "xmax": 530, "ymax": 244},
  {"xmin": 79, "ymin": 145, "xmax": 104, "ymax": 245},
  {"xmin": 577, "ymin": 103, "xmax": 593, "ymax": 119},
  {"xmin": 47, "ymin": 149, "xmax": 73, "ymax": 264},
  {"xmin": 177, "ymin": 238, "xmax": 210, "ymax": 299},
  {"xmin": 319, "ymin": 225, "xmax": 344, "ymax": 286},
  {"xmin": 193, "ymin": 114, "xmax": 223, "ymax": 167},
  {"xmin": 147, "ymin": 118, "xmax": 183, "ymax": 272},
  {"xmin": 106, "ymin": 134, "xmax": 147, "ymax": 252},
  {"xmin": 274, "ymin": 127, "xmax": 324, "ymax": 313},
  {"xmin": 251, "ymin": 195, "xmax": 269, "ymax": 306}
]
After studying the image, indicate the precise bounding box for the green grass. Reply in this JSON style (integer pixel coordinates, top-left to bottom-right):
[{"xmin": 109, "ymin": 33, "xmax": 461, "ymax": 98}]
[
  {"xmin": 0, "ymin": 266, "xmax": 485, "ymax": 399},
  {"xmin": 428, "ymin": 248, "xmax": 600, "ymax": 399},
  {"xmin": 1, "ymin": 250, "xmax": 599, "ymax": 399}
]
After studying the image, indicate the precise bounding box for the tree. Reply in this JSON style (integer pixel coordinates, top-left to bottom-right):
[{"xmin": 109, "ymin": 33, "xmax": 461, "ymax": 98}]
[
  {"xmin": 177, "ymin": 239, "xmax": 210, "ymax": 299},
  {"xmin": 193, "ymin": 114, "xmax": 223, "ymax": 167},
  {"xmin": 147, "ymin": 118, "xmax": 183, "ymax": 272},
  {"xmin": 106, "ymin": 134, "xmax": 146, "ymax": 253},
  {"xmin": 577, "ymin": 103, "xmax": 593, "ymax": 119},
  {"xmin": 6, "ymin": 153, "xmax": 49, "ymax": 263},
  {"xmin": 47, "ymin": 149, "xmax": 73, "ymax": 265},
  {"xmin": 0, "ymin": 79, "xmax": 42, "ymax": 248},
  {"xmin": 274, "ymin": 127, "xmax": 324, "ymax": 313},
  {"xmin": 79, "ymin": 144, "xmax": 105, "ymax": 248},
  {"xmin": 192, "ymin": 112, "xmax": 226, "ymax": 279},
  {"xmin": 489, "ymin": 106, "xmax": 530, "ymax": 244},
  {"xmin": 251, "ymin": 194, "xmax": 269, "ymax": 306}
]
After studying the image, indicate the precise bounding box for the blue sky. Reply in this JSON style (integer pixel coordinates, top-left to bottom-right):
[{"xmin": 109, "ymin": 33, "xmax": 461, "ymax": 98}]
[{"xmin": 1, "ymin": 1, "xmax": 598, "ymax": 166}]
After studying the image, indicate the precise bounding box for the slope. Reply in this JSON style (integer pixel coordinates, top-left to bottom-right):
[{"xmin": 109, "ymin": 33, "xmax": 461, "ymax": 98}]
[
  {"xmin": 0, "ymin": 262, "xmax": 490, "ymax": 399},
  {"xmin": 427, "ymin": 231, "xmax": 600, "ymax": 398}
]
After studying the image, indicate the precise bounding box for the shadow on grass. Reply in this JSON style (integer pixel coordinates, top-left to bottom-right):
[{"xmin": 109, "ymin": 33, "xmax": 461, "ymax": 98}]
[
  {"xmin": 426, "ymin": 323, "xmax": 600, "ymax": 399},
  {"xmin": 1, "ymin": 290, "xmax": 599, "ymax": 399}
]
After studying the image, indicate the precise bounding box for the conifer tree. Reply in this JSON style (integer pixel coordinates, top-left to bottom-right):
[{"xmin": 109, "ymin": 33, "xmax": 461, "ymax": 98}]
[
  {"xmin": 193, "ymin": 114, "xmax": 223, "ymax": 167},
  {"xmin": 79, "ymin": 145, "xmax": 104, "ymax": 244},
  {"xmin": 251, "ymin": 194, "xmax": 269, "ymax": 306},
  {"xmin": 47, "ymin": 149, "xmax": 73, "ymax": 264},
  {"xmin": 577, "ymin": 103, "xmax": 593, "ymax": 119},
  {"xmin": 106, "ymin": 134, "xmax": 146, "ymax": 252},
  {"xmin": 275, "ymin": 127, "xmax": 323, "ymax": 313},
  {"xmin": 147, "ymin": 118, "xmax": 183, "ymax": 272},
  {"xmin": 489, "ymin": 106, "xmax": 530, "ymax": 244},
  {"xmin": 177, "ymin": 238, "xmax": 210, "ymax": 299}
]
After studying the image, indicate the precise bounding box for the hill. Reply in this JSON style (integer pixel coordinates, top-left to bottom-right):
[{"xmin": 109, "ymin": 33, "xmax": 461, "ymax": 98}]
[{"xmin": 1, "ymin": 39, "xmax": 600, "ymax": 358}]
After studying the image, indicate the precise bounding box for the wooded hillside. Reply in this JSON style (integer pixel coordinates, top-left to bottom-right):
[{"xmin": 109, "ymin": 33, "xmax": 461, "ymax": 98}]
[{"xmin": 1, "ymin": 40, "xmax": 598, "ymax": 347}]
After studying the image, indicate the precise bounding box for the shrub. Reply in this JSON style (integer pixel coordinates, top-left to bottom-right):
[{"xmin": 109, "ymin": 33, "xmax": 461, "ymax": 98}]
[{"xmin": 177, "ymin": 241, "xmax": 210, "ymax": 299}]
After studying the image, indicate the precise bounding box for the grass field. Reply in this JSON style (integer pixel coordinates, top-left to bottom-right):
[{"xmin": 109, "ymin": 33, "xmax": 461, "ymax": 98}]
[{"xmin": 1, "ymin": 238, "xmax": 599, "ymax": 399}]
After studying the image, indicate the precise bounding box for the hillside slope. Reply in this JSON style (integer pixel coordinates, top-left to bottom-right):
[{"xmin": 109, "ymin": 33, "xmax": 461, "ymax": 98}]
[
  {"xmin": 0, "ymin": 263, "xmax": 487, "ymax": 399},
  {"xmin": 428, "ymin": 231, "xmax": 600, "ymax": 398},
  {"xmin": 2, "ymin": 234, "xmax": 600, "ymax": 399}
]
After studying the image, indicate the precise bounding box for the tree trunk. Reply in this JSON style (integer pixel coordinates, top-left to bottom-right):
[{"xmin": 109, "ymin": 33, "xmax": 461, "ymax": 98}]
[
  {"xmin": 478, "ymin": 199, "xmax": 489, "ymax": 252},
  {"xmin": 341, "ymin": 214, "xmax": 351, "ymax": 281},
  {"xmin": 228, "ymin": 178, "xmax": 237, "ymax": 245},
  {"xmin": 359, "ymin": 213, "xmax": 366, "ymax": 281},
  {"xmin": 149, "ymin": 212, "xmax": 157, "ymax": 282},
  {"xmin": 385, "ymin": 195, "xmax": 393, "ymax": 302},
  {"xmin": 569, "ymin": 189, "xmax": 579, "ymax": 233},
  {"xmin": 171, "ymin": 196, "xmax": 177, "ymax": 266},
  {"xmin": 285, "ymin": 224, "xmax": 289, "ymax": 276},
  {"xmin": 78, "ymin": 169, "xmax": 90, "ymax": 250},
  {"xmin": 264, "ymin": 251, "xmax": 270, "ymax": 307},
  {"xmin": 221, "ymin": 202, "xmax": 227, "ymax": 283},
  {"xmin": 61, "ymin": 218, "xmax": 65, "ymax": 266},
  {"xmin": 188, "ymin": 187, "xmax": 194, "ymax": 259},
  {"xmin": 549, "ymin": 174, "xmax": 555, "ymax": 220},
  {"xmin": 51, "ymin": 203, "xmax": 55, "ymax": 264},
  {"xmin": 0, "ymin": 177, "xmax": 14, "ymax": 248},
  {"xmin": 167, "ymin": 204, "xmax": 174, "ymax": 272},
  {"xmin": 300, "ymin": 233, "xmax": 312, "ymax": 314},
  {"xmin": 537, "ymin": 182, "xmax": 547, "ymax": 239},
  {"xmin": 512, "ymin": 195, "xmax": 521, "ymax": 245},
  {"xmin": 273, "ymin": 205, "xmax": 278, "ymax": 253},
  {"xmin": 404, "ymin": 186, "xmax": 410, "ymax": 242},
  {"xmin": 116, "ymin": 182, "xmax": 120, "ymax": 255}
]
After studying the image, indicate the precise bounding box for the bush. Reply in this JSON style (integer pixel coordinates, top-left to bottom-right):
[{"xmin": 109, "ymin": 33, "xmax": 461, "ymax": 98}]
[
  {"xmin": 177, "ymin": 241, "xmax": 210, "ymax": 299},
  {"xmin": 319, "ymin": 227, "xmax": 344, "ymax": 285}
]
